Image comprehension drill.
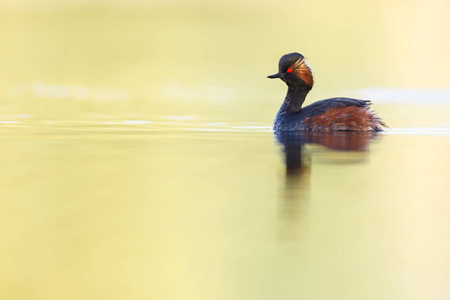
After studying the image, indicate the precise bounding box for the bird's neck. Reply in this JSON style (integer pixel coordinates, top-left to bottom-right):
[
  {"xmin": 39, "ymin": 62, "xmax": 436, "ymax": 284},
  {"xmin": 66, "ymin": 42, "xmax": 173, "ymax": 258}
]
[{"xmin": 279, "ymin": 85, "xmax": 310, "ymax": 114}]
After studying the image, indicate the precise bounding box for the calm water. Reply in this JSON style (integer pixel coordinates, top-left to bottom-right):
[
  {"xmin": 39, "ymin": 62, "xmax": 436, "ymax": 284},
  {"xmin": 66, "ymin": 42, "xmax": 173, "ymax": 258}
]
[
  {"xmin": 1, "ymin": 1, "xmax": 450, "ymax": 299},
  {"xmin": 1, "ymin": 108, "xmax": 449, "ymax": 300}
]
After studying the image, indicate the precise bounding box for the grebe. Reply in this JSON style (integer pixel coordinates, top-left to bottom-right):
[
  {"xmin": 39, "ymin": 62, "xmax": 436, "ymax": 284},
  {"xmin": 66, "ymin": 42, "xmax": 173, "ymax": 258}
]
[{"xmin": 268, "ymin": 53, "xmax": 385, "ymax": 131}]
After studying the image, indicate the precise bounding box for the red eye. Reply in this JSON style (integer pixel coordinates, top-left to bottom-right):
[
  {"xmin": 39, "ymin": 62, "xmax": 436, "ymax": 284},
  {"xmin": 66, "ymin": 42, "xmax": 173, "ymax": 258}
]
[{"xmin": 287, "ymin": 68, "xmax": 293, "ymax": 73}]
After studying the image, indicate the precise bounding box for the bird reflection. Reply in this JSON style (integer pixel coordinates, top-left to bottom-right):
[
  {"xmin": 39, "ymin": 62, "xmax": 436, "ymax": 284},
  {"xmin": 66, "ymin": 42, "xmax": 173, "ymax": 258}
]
[
  {"xmin": 275, "ymin": 131, "xmax": 378, "ymax": 237},
  {"xmin": 276, "ymin": 131, "xmax": 377, "ymax": 173}
]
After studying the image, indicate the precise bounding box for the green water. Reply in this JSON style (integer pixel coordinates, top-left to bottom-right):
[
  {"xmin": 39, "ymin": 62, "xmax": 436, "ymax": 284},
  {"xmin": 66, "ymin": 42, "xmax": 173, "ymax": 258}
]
[
  {"xmin": 1, "ymin": 117, "xmax": 449, "ymax": 299},
  {"xmin": 1, "ymin": 2, "xmax": 450, "ymax": 300}
]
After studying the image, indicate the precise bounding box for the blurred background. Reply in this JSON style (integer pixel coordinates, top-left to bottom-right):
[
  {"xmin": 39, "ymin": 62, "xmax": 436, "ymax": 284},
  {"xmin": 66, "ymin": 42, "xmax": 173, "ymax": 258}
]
[
  {"xmin": 0, "ymin": 0, "xmax": 449, "ymax": 122},
  {"xmin": 1, "ymin": 1, "xmax": 450, "ymax": 300}
]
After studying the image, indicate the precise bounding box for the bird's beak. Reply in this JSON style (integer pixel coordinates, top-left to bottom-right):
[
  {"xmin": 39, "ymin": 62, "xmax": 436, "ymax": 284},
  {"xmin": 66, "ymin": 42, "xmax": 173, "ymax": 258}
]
[{"xmin": 267, "ymin": 72, "xmax": 282, "ymax": 79}]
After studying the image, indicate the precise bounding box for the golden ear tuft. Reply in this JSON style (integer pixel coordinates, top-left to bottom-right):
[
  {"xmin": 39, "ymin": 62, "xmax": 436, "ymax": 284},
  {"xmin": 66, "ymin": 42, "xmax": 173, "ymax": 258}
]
[{"xmin": 291, "ymin": 59, "xmax": 314, "ymax": 88}]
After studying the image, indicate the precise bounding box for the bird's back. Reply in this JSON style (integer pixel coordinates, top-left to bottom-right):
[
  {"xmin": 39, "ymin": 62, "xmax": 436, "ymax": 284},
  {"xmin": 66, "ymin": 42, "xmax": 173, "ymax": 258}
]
[{"xmin": 274, "ymin": 98, "xmax": 385, "ymax": 131}]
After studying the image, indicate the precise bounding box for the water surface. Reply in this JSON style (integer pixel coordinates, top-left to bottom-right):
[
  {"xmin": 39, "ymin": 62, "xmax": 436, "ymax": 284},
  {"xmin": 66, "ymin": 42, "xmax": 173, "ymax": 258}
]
[{"xmin": 1, "ymin": 110, "xmax": 449, "ymax": 299}]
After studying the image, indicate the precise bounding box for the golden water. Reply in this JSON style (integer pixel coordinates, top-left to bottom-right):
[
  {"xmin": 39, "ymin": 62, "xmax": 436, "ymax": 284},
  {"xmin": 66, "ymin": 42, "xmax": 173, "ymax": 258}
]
[{"xmin": 1, "ymin": 1, "xmax": 450, "ymax": 299}]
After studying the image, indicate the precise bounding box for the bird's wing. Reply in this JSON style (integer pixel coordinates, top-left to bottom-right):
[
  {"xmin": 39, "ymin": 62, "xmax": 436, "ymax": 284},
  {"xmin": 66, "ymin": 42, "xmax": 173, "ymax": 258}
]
[{"xmin": 300, "ymin": 97, "xmax": 371, "ymax": 118}]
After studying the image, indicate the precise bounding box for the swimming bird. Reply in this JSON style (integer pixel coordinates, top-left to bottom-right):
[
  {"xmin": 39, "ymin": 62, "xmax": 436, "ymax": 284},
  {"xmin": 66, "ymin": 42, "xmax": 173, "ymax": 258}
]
[{"xmin": 268, "ymin": 53, "xmax": 385, "ymax": 131}]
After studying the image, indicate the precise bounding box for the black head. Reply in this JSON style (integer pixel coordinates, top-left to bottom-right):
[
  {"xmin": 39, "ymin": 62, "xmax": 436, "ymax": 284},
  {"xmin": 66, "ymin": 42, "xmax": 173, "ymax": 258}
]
[{"xmin": 268, "ymin": 52, "xmax": 313, "ymax": 89}]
